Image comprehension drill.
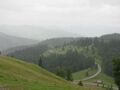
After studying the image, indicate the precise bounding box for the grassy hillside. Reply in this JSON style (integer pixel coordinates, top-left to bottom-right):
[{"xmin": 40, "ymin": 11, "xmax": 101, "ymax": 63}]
[{"xmin": 0, "ymin": 55, "xmax": 88, "ymax": 90}]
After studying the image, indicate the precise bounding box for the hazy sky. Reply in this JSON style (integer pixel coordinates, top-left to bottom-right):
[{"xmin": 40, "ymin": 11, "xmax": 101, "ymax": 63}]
[{"xmin": 0, "ymin": 0, "xmax": 120, "ymax": 37}]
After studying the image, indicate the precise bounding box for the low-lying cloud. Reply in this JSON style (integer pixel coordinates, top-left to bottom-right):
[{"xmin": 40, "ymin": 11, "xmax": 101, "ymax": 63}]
[{"xmin": 0, "ymin": 0, "xmax": 120, "ymax": 37}]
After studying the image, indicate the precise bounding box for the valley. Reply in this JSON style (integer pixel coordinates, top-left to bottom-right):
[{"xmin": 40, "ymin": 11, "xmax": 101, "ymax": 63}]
[
  {"xmin": 0, "ymin": 0, "xmax": 120, "ymax": 89},
  {"xmin": 0, "ymin": 33, "xmax": 120, "ymax": 90}
]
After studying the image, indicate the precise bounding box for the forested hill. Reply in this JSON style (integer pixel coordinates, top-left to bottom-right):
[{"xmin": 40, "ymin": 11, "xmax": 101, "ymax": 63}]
[
  {"xmin": 7, "ymin": 33, "xmax": 120, "ymax": 76},
  {"xmin": 100, "ymin": 33, "xmax": 120, "ymax": 42}
]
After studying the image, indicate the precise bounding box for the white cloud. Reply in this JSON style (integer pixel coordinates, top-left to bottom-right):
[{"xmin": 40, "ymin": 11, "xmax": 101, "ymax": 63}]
[{"xmin": 0, "ymin": 0, "xmax": 120, "ymax": 36}]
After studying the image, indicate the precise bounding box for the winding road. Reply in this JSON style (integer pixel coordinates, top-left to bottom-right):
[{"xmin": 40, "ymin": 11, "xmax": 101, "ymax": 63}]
[
  {"xmin": 73, "ymin": 62, "xmax": 102, "ymax": 83},
  {"xmin": 81, "ymin": 62, "xmax": 101, "ymax": 81},
  {"xmin": 73, "ymin": 63, "xmax": 118, "ymax": 90}
]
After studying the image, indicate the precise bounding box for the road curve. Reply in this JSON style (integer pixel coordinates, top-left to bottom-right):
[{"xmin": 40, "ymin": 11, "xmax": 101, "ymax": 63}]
[
  {"xmin": 73, "ymin": 62, "xmax": 102, "ymax": 83},
  {"xmin": 81, "ymin": 63, "xmax": 101, "ymax": 81},
  {"xmin": 73, "ymin": 63, "xmax": 118, "ymax": 90}
]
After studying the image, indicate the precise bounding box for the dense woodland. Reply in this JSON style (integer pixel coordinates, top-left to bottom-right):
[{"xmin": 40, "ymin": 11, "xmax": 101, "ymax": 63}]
[
  {"xmin": 8, "ymin": 33, "xmax": 120, "ymax": 77},
  {"xmin": 42, "ymin": 50, "xmax": 95, "ymax": 73}
]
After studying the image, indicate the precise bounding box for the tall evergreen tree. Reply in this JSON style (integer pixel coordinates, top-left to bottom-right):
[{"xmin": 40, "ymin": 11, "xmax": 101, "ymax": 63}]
[
  {"xmin": 55, "ymin": 67, "xmax": 73, "ymax": 81},
  {"xmin": 55, "ymin": 67, "xmax": 66, "ymax": 79},
  {"xmin": 39, "ymin": 56, "xmax": 43, "ymax": 67},
  {"xmin": 66, "ymin": 69, "xmax": 73, "ymax": 81},
  {"xmin": 112, "ymin": 57, "xmax": 120, "ymax": 90}
]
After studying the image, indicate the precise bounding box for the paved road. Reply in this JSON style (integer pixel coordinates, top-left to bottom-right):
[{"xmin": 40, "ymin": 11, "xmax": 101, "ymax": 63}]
[
  {"xmin": 81, "ymin": 63, "xmax": 101, "ymax": 81},
  {"xmin": 73, "ymin": 62, "xmax": 102, "ymax": 83},
  {"xmin": 72, "ymin": 63, "xmax": 118, "ymax": 90}
]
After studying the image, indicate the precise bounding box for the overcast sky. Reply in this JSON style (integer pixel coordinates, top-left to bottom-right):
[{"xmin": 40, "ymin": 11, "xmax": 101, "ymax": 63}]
[{"xmin": 0, "ymin": 0, "xmax": 120, "ymax": 37}]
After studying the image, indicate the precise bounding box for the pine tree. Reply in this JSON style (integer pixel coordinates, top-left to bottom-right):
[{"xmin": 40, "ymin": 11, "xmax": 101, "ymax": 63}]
[
  {"xmin": 66, "ymin": 69, "xmax": 73, "ymax": 81},
  {"xmin": 113, "ymin": 57, "xmax": 120, "ymax": 90},
  {"xmin": 39, "ymin": 56, "xmax": 43, "ymax": 67},
  {"xmin": 55, "ymin": 67, "xmax": 66, "ymax": 79}
]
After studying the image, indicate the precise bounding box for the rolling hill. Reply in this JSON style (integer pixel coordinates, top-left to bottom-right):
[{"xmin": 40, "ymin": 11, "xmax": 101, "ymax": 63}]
[
  {"xmin": 8, "ymin": 33, "xmax": 120, "ymax": 77},
  {"xmin": 0, "ymin": 55, "xmax": 87, "ymax": 90},
  {"xmin": 0, "ymin": 32, "xmax": 38, "ymax": 51},
  {"xmin": 100, "ymin": 33, "xmax": 120, "ymax": 42},
  {"xmin": 6, "ymin": 38, "xmax": 75, "ymax": 63}
]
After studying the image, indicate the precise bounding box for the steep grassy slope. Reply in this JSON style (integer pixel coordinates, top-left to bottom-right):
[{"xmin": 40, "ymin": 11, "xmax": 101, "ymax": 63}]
[{"xmin": 0, "ymin": 55, "xmax": 88, "ymax": 90}]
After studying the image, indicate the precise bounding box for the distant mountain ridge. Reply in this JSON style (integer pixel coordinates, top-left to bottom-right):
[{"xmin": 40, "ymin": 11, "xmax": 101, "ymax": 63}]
[
  {"xmin": 100, "ymin": 33, "xmax": 120, "ymax": 42},
  {"xmin": 0, "ymin": 32, "xmax": 38, "ymax": 51},
  {"xmin": 0, "ymin": 25, "xmax": 79, "ymax": 40}
]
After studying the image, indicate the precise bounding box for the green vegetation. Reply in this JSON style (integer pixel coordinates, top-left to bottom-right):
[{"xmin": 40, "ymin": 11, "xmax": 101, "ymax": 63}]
[
  {"xmin": 73, "ymin": 68, "xmax": 97, "ymax": 80},
  {"xmin": 8, "ymin": 33, "xmax": 120, "ymax": 78},
  {"xmin": 42, "ymin": 49, "xmax": 95, "ymax": 73},
  {"xmin": 38, "ymin": 56, "xmax": 43, "ymax": 67},
  {"xmin": 86, "ymin": 73, "xmax": 114, "ymax": 84},
  {"xmin": 55, "ymin": 67, "xmax": 73, "ymax": 81},
  {"xmin": 0, "ymin": 55, "xmax": 87, "ymax": 90},
  {"xmin": 112, "ymin": 57, "xmax": 120, "ymax": 90},
  {"xmin": 73, "ymin": 69, "xmax": 114, "ymax": 85},
  {"xmin": 3, "ymin": 33, "xmax": 120, "ymax": 90},
  {"xmin": 85, "ymin": 85, "xmax": 107, "ymax": 90},
  {"xmin": 73, "ymin": 69, "xmax": 89, "ymax": 80}
]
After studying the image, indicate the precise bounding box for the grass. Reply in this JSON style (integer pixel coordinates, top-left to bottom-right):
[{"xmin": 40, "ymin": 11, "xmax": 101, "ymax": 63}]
[
  {"xmin": 72, "ymin": 68, "xmax": 115, "ymax": 86},
  {"xmin": 86, "ymin": 73, "xmax": 115, "ymax": 84},
  {"xmin": 72, "ymin": 68, "xmax": 97, "ymax": 80},
  {"xmin": 42, "ymin": 45, "xmax": 116, "ymax": 89},
  {"xmin": 85, "ymin": 85, "xmax": 107, "ymax": 90},
  {"xmin": 85, "ymin": 73, "xmax": 117, "ymax": 88},
  {"xmin": 72, "ymin": 68, "xmax": 117, "ymax": 89},
  {"xmin": 0, "ymin": 55, "xmax": 88, "ymax": 90},
  {"xmin": 73, "ymin": 69, "xmax": 89, "ymax": 80}
]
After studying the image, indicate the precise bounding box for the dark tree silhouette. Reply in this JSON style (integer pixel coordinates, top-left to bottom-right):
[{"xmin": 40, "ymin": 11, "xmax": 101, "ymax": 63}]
[
  {"xmin": 66, "ymin": 69, "xmax": 73, "ymax": 81},
  {"xmin": 55, "ymin": 67, "xmax": 73, "ymax": 81},
  {"xmin": 113, "ymin": 57, "xmax": 120, "ymax": 90},
  {"xmin": 38, "ymin": 56, "xmax": 43, "ymax": 67},
  {"xmin": 78, "ymin": 81, "xmax": 83, "ymax": 86}
]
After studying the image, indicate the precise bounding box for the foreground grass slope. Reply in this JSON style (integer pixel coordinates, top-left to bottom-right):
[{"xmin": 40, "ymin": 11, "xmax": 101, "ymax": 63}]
[{"xmin": 0, "ymin": 55, "xmax": 87, "ymax": 90}]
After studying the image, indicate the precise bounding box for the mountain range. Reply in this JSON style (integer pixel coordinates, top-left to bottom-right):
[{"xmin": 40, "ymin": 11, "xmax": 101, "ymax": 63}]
[
  {"xmin": 1, "ymin": 31, "xmax": 120, "ymax": 77},
  {"xmin": 0, "ymin": 25, "xmax": 78, "ymax": 40},
  {"xmin": 0, "ymin": 32, "xmax": 38, "ymax": 51}
]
